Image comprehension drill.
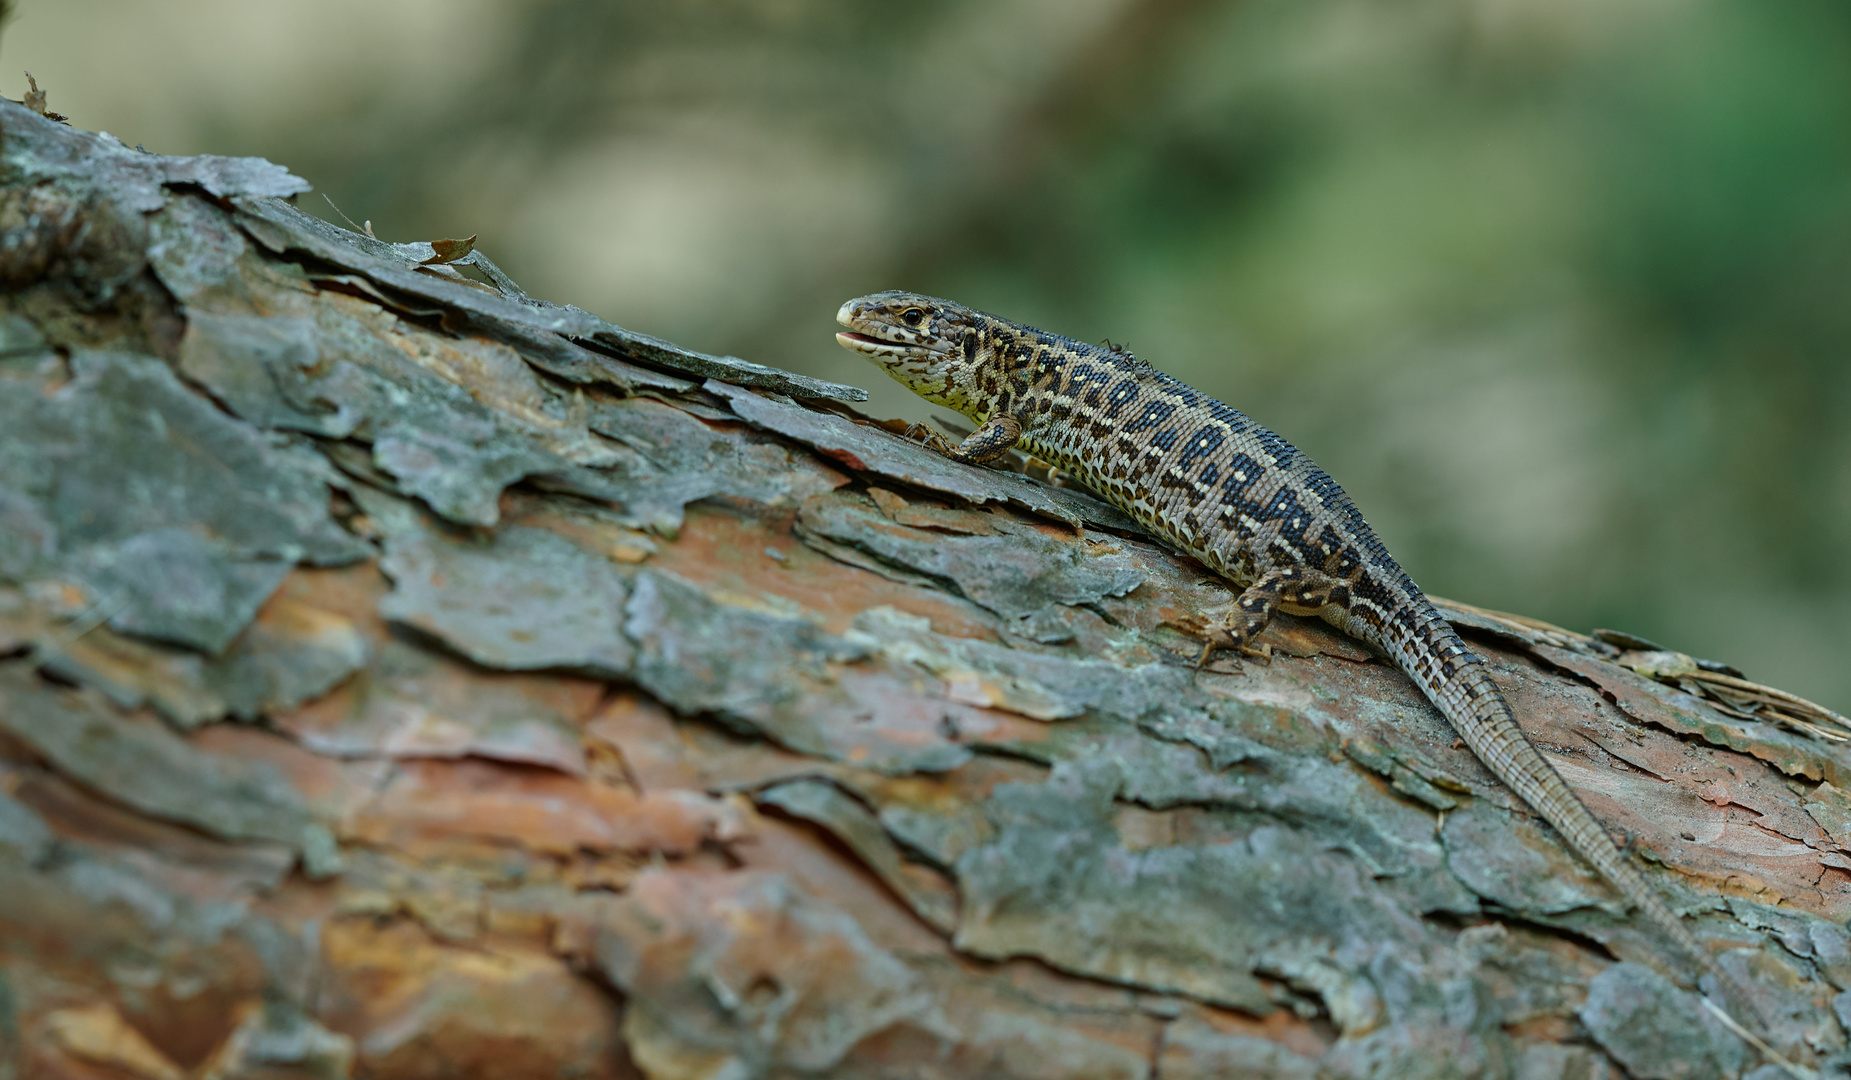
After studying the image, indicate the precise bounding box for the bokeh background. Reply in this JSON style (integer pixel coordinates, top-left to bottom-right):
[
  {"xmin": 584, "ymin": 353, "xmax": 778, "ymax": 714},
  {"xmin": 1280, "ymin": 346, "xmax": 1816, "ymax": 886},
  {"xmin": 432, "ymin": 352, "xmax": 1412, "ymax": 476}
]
[{"xmin": 8, "ymin": 0, "xmax": 1848, "ymax": 710}]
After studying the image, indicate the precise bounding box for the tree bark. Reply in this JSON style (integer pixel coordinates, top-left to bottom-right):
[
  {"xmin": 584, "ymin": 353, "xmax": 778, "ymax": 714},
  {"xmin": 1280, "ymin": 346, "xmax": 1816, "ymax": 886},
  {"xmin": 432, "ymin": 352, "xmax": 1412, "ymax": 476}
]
[{"xmin": 0, "ymin": 100, "xmax": 1845, "ymax": 1080}]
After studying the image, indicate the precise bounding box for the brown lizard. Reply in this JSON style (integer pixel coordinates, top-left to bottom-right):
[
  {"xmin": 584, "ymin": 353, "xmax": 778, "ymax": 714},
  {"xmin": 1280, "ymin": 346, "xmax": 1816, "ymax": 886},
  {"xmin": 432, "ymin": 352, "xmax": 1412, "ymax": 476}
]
[{"xmin": 835, "ymin": 290, "xmax": 1795, "ymax": 1065}]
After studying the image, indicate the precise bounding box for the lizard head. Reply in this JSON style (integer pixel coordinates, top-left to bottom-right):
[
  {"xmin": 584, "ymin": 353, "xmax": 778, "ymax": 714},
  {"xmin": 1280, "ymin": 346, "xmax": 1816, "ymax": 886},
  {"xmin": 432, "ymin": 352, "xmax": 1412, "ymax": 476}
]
[{"xmin": 835, "ymin": 290, "xmax": 989, "ymax": 417}]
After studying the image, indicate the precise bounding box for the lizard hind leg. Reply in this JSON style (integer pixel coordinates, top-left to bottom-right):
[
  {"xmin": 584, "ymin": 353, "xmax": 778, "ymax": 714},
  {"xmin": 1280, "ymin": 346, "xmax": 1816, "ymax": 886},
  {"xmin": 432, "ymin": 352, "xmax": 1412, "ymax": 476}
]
[{"xmin": 1187, "ymin": 565, "xmax": 1319, "ymax": 671}]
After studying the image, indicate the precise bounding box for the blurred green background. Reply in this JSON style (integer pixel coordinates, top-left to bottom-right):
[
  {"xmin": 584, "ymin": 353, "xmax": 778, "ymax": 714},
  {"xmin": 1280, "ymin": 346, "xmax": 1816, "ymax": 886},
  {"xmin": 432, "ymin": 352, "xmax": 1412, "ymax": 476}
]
[{"xmin": 9, "ymin": 0, "xmax": 1847, "ymax": 710}]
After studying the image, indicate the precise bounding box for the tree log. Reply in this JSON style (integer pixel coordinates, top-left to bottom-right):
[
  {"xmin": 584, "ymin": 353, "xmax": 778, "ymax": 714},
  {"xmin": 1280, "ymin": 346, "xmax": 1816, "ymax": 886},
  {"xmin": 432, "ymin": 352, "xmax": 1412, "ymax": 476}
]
[{"xmin": 0, "ymin": 100, "xmax": 1846, "ymax": 1080}]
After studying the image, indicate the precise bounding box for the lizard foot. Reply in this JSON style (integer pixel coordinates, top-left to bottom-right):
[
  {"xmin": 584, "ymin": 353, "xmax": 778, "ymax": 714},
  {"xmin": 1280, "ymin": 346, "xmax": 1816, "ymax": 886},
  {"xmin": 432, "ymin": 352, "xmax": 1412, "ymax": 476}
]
[
  {"xmin": 901, "ymin": 421, "xmax": 955, "ymax": 456},
  {"xmin": 1170, "ymin": 613, "xmax": 1273, "ymax": 674}
]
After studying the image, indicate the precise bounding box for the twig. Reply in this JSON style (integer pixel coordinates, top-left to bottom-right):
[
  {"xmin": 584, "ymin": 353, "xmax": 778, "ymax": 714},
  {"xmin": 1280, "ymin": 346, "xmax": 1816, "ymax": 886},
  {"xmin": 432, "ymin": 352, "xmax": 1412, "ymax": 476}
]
[
  {"xmin": 30, "ymin": 589, "xmax": 130, "ymax": 659},
  {"xmin": 0, "ymin": 1, "xmax": 15, "ymax": 65},
  {"xmin": 322, "ymin": 193, "xmax": 376, "ymax": 239},
  {"xmin": 1700, "ymin": 997, "xmax": 1814, "ymax": 1080}
]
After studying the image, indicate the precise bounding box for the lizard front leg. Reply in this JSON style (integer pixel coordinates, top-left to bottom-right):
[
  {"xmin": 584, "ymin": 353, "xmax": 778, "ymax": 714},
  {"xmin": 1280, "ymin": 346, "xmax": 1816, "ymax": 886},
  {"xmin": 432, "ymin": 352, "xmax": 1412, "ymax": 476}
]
[{"xmin": 938, "ymin": 414, "xmax": 1024, "ymax": 466}]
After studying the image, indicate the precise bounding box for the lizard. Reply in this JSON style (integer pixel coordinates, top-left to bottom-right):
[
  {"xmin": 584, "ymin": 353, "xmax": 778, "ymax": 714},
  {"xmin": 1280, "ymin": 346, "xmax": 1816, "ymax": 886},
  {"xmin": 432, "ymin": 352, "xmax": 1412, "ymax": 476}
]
[{"xmin": 833, "ymin": 289, "xmax": 1791, "ymax": 1061}]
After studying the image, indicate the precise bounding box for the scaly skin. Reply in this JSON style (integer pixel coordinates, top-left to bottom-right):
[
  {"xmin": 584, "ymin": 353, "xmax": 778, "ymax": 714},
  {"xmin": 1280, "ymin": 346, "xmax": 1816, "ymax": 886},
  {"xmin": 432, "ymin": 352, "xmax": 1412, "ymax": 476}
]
[{"xmin": 835, "ymin": 289, "xmax": 1767, "ymax": 1030}]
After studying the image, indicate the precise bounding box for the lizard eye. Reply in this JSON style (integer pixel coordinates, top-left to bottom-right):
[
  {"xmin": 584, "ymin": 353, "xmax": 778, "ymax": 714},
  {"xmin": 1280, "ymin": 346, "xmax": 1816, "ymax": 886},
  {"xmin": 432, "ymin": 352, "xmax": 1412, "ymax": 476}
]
[{"xmin": 900, "ymin": 309, "xmax": 924, "ymax": 327}]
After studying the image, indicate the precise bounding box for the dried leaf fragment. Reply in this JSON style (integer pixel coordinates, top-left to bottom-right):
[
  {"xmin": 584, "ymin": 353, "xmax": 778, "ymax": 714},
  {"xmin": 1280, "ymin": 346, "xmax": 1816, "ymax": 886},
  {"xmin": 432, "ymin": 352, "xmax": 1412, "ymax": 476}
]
[
  {"xmin": 1619, "ymin": 649, "xmax": 1701, "ymax": 680},
  {"xmin": 1617, "ymin": 648, "xmax": 1851, "ymax": 743},
  {"xmin": 20, "ymin": 72, "xmax": 68, "ymax": 122},
  {"xmin": 419, "ymin": 234, "xmax": 478, "ymax": 265}
]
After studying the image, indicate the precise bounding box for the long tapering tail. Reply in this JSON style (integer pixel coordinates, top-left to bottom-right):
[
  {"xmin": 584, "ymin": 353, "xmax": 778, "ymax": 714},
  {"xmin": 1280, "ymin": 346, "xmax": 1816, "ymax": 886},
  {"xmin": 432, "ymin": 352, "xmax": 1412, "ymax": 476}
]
[{"xmin": 1387, "ymin": 614, "xmax": 1770, "ymax": 1030}]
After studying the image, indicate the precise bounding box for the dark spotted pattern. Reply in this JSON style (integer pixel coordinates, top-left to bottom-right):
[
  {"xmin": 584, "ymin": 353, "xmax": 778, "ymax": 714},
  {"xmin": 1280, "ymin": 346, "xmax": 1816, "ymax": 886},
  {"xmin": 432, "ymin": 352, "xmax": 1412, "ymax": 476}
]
[
  {"xmin": 833, "ymin": 290, "xmax": 1744, "ymax": 1005},
  {"xmin": 1176, "ymin": 425, "xmax": 1224, "ymax": 468},
  {"xmin": 1125, "ymin": 399, "xmax": 1178, "ymax": 432},
  {"xmin": 1103, "ymin": 379, "xmax": 1141, "ymax": 417}
]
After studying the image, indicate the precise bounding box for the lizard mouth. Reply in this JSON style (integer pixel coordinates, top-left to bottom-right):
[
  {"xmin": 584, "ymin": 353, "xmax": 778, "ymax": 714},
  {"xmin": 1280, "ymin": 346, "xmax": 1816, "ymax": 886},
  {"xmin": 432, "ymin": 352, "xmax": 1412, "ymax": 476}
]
[{"xmin": 834, "ymin": 329, "xmax": 948, "ymax": 359}]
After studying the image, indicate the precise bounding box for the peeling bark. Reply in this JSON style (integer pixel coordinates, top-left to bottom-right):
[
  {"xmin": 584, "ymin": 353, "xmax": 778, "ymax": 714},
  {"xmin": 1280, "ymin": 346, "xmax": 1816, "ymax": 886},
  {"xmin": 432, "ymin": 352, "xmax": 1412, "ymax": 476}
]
[{"xmin": 0, "ymin": 101, "xmax": 1847, "ymax": 1080}]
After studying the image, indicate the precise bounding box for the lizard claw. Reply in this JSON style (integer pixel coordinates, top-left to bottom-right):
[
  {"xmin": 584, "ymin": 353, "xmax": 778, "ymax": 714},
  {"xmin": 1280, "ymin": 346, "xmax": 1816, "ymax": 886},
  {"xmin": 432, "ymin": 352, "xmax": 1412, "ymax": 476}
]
[{"xmin": 901, "ymin": 421, "xmax": 954, "ymax": 456}]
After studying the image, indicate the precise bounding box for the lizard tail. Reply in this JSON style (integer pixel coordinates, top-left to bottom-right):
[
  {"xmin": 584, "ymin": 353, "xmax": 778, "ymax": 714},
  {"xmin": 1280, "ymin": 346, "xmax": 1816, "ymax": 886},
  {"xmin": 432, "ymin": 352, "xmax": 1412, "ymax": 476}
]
[{"xmin": 1391, "ymin": 619, "xmax": 1771, "ymax": 1033}]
